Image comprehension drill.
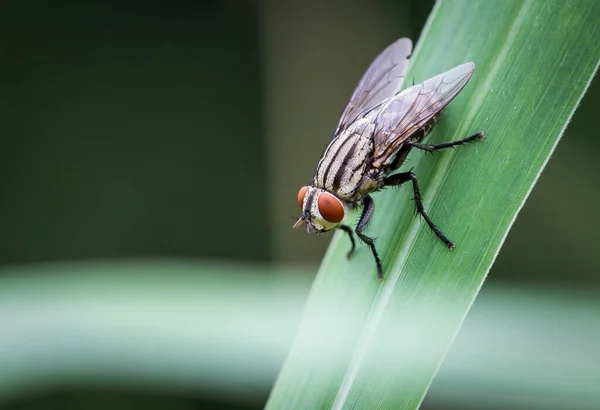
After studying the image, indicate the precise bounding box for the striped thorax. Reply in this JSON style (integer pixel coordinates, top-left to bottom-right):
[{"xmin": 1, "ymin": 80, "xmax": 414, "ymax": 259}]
[
  {"xmin": 313, "ymin": 117, "xmax": 382, "ymax": 203},
  {"xmin": 295, "ymin": 116, "xmax": 385, "ymax": 233}
]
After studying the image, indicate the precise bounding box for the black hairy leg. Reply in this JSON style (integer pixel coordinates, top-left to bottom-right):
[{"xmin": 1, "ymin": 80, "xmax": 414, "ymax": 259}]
[
  {"xmin": 339, "ymin": 224, "xmax": 356, "ymax": 259},
  {"xmin": 355, "ymin": 195, "xmax": 384, "ymax": 280},
  {"xmin": 384, "ymin": 171, "xmax": 455, "ymax": 250},
  {"xmin": 409, "ymin": 131, "xmax": 484, "ymax": 153}
]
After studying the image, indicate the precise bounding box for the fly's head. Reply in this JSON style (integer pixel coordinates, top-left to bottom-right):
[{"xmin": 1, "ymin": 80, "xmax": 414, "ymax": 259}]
[{"xmin": 294, "ymin": 186, "xmax": 345, "ymax": 233}]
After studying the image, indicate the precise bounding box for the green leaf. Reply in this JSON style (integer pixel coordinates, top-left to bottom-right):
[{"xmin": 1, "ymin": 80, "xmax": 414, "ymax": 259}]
[
  {"xmin": 266, "ymin": 1, "xmax": 600, "ymax": 409},
  {"xmin": 1, "ymin": 262, "xmax": 598, "ymax": 409}
]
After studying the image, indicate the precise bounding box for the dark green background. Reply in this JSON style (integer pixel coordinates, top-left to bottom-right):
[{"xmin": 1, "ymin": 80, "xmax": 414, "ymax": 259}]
[
  {"xmin": 1, "ymin": 1, "xmax": 265, "ymax": 265},
  {"xmin": 1, "ymin": 1, "xmax": 598, "ymax": 409}
]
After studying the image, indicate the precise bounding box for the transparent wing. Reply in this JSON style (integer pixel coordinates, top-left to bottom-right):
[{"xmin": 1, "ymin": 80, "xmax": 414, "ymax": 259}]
[
  {"xmin": 333, "ymin": 37, "xmax": 413, "ymax": 136},
  {"xmin": 372, "ymin": 62, "xmax": 475, "ymax": 165}
]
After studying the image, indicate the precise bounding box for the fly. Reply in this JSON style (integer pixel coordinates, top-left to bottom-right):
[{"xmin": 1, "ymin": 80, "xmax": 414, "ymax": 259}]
[{"xmin": 294, "ymin": 37, "xmax": 484, "ymax": 280}]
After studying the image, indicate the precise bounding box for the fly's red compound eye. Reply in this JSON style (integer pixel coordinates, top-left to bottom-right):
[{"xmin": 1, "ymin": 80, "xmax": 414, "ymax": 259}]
[
  {"xmin": 297, "ymin": 186, "xmax": 309, "ymax": 209},
  {"xmin": 318, "ymin": 192, "xmax": 344, "ymax": 223}
]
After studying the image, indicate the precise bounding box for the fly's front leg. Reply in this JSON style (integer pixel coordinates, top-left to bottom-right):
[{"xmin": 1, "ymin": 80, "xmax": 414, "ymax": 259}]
[
  {"xmin": 355, "ymin": 195, "xmax": 384, "ymax": 280},
  {"xmin": 338, "ymin": 225, "xmax": 356, "ymax": 259},
  {"xmin": 409, "ymin": 131, "xmax": 484, "ymax": 153},
  {"xmin": 384, "ymin": 171, "xmax": 455, "ymax": 250}
]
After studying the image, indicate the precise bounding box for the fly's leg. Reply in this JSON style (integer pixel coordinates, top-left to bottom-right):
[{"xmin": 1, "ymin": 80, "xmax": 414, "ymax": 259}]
[
  {"xmin": 355, "ymin": 195, "xmax": 384, "ymax": 280},
  {"xmin": 339, "ymin": 225, "xmax": 356, "ymax": 259},
  {"xmin": 384, "ymin": 171, "xmax": 455, "ymax": 250},
  {"xmin": 409, "ymin": 131, "xmax": 484, "ymax": 153}
]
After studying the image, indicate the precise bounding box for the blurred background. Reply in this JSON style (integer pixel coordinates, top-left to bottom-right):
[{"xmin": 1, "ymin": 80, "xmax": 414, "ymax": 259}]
[{"xmin": 1, "ymin": 1, "xmax": 598, "ymax": 409}]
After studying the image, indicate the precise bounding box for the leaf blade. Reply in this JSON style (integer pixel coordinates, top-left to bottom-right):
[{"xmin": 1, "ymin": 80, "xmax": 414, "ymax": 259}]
[{"xmin": 267, "ymin": 0, "xmax": 600, "ymax": 408}]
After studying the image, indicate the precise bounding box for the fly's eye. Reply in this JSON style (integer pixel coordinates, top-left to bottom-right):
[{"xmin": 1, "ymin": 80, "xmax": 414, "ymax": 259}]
[
  {"xmin": 297, "ymin": 186, "xmax": 309, "ymax": 209},
  {"xmin": 318, "ymin": 192, "xmax": 344, "ymax": 223}
]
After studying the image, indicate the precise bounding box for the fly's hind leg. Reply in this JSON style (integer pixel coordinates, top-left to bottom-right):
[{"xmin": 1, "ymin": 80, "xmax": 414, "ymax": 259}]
[
  {"xmin": 384, "ymin": 171, "xmax": 455, "ymax": 250},
  {"xmin": 409, "ymin": 131, "xmax": 484, "ymax": 153}
]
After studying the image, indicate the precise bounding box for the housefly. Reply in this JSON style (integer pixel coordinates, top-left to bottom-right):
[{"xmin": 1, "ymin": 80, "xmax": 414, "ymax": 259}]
[{"xmin": 294, "ymin": 37, "xmax": 484, "ymax": 279}]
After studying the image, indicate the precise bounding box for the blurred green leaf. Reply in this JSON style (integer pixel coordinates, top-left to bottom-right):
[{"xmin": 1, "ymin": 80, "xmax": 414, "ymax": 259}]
[
  {"xmin": 1, "ymin": 261, "xmax": 599, "ymax": 410},
  {"xmin": 0, "ymin": 261, "xmax": 312, "ymax": 403},
  {"xmin": 266, "ymin": 1, "xmax": 600, "ymax": 409}
]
